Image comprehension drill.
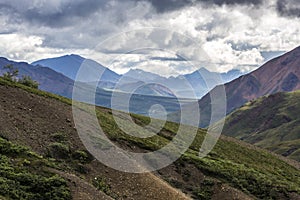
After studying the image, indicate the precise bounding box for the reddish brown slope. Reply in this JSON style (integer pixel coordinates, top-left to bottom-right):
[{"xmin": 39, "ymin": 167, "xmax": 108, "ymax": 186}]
[
  {"xmin": 187, "ymin": 46, "xmax": 300, "ymax": 127},
  {"xmin": 226, "ymin": 46, "xmax": 300, "ymax": 112}
]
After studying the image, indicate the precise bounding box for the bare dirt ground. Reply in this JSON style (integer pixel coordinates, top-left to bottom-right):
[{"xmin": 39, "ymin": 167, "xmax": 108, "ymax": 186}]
[
  {"xmin": 0, "ymin": 84, "xmax": 189, "ymax": 200},
  {"xmin": 50, "ymin": 168, "xmax": 113, "ymax": 200}
]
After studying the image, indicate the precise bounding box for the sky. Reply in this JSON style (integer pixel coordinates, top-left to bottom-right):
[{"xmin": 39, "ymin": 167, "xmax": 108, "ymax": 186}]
[{"xmin": 0, "ymin": 0, "xmax": 299, "ymax": 76}]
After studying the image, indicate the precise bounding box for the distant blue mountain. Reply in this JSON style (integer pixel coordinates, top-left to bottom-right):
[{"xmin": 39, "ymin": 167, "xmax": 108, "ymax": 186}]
[
  {"xmin": 124, "ymin": 69, "xmax": 164, "ymax": 82},
  {"xmin": 183, "ymin": 67, "xmax": 244, "ymax": 85},
  {"xmin": 31, "ymin": 54, "xmax": 244, "ymax": 99},
  {"xmin": 32, "ymin": 54, "xmax": 121, "ymax": 83},
  {"xmin": 0, "ymin": 57, "xmax": 74, "ymax": 98},
  {"xmin": 221, "ymin": 69, "xmax": 244, "ymax": 82},
  {"xmin": 121, "ymin": 67, "xmax": 244, "ymax": 99},
  {"xmin": 0, "ymin": 56, "xmax": 187, "ymax": 117}
]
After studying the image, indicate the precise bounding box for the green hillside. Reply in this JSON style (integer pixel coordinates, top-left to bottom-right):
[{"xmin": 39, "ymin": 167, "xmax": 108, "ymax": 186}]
[
  {"xmin": 222, "ymin": 91, "xmax": 300, "ymax": 162},
  {"xmin": 0, "ymin": 77, "xmax": 300, "ymax": 199}
]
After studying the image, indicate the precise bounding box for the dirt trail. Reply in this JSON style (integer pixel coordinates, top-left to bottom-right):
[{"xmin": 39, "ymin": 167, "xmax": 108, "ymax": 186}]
[{"xmin": 49, "ymin": 169, "xmax": 113, "ymax": 200}]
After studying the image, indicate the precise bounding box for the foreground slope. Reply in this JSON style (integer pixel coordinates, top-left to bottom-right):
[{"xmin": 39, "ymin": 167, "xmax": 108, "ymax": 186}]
[
  {"xmin": 0, "ymin": 137, "xmax": 72, "ymax": 200},
  {"xmin": 222, "ymin": 91, "xmax": 300, "ymax": 162},
  {"xmin": 0, "ymin": 78, "xmax": 188, "ymax": 200},
  {"xmin": 0, "ymin": 78, "xmax": 299, "ymax": 199}
]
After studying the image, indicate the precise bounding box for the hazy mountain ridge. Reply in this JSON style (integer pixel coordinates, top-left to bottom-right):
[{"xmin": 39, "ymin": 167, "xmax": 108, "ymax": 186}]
[
  {"xmin": 33, "ymin": 55, "xmax": 177, "ymax": 98},
  {"xmin": 32, "ymin": 54, "xmax": 121, "ymax": 83},
  {"xmin": 32, "ymin": 54, "xmax": 244, "ymax": 99},
  {"xmin": 123, "ymin": 67, "xmax": 244, "ymax": 98},
  {"xmin": 124, "ymin": 68, "xmax": 164, "ymax": 82}
]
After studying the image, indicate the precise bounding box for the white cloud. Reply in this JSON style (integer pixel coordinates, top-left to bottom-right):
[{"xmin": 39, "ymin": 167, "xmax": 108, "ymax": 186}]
[
  {"xmin": 0, "ymin": 0, "xmax": 299, "ymax": 75},
  {"xmin": 104, "ymin": 50, "xmax": 196, "ymax": 77},
  {"xmin": 0, "ymin": 34, "xmax": 44, "ymax": 61}
]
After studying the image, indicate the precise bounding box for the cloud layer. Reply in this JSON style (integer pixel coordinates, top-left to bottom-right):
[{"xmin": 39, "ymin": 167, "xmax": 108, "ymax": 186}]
[
  {"xmin": 132, "ymin": 0, "xmax": 264, "ymax": 13},
  {"xmin": 0, "ymin": 0, "xmax": 299, "ymax": 76},
  {"xmin": 276, "ymin": 0, "xmax": 300, "ymax": 18}
]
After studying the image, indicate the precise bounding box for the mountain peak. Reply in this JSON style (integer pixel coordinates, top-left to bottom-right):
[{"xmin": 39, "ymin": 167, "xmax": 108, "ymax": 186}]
[
  {"xmin": 124, "ymin": 68, "xmax": 164, "ymax": 81},
  {"xmin": 126, "ymin": 68, "xmax": 156, "ymax": 75},
  {"xmin": 55, "ymin": 54, "xmax": 85, "ymax": 62},
  {"xmin": 32, "ymin": 55, "xmax": 120, "ymax": 82},
  {"xmin": 198, "ymin": 67, "xmax": 211, "ymax": 73}
]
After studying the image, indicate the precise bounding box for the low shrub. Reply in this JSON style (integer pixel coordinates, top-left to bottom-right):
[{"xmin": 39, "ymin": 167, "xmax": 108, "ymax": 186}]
[
  {"xmin": 18, "ymin": 75, "xmax": 39, "ymax": 89},
  {"xmin": 0, "ymin": 136, "xmax": 71, "ymax": 200},
  {"xmin": 92, "ymin": 177, "xmax": 111, "ymax": 195},
  {"xmin": 47, "ymin": 142, "xmax": 70, "ymax": 159},
  {"xmin": 72, "ymin": 150, "xmax": 93, "ymax": 163}
]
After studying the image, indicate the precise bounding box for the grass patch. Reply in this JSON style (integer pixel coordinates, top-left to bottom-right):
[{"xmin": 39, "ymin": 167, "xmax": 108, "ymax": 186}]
[
  {"xmin": 0, "ymin": 136, "xmax": 71, "ymax": 200},
  {"xmin": 47, "ymin": 142, "xmax": 70, "ymax": 160},
  {"xmin": 222, "ymin": 91, "xmax": 300, "ymax": 161},
  {"xmin": 0, "ymin": 77, "xmax": 71, "ymax": 105}
]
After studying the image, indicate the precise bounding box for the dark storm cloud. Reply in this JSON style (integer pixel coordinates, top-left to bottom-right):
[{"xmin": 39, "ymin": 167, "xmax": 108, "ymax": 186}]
[
  {"xmin": 132, "ymin": 0, "xmax": 262, "ymax": 13},
  {"xmin": 150, "ymin": 54, "xmax": 186, "ymax": 61},
  {"xmin": 0, "ymin": 0, "xmax": 297, "ymax": 33},
  {"xmin": 135, "ymin": 0, "xmax": 192, "ymax": 12},
  {"xmin": 26, "ymin": 0, "xmax": 107, "ymax": 27},
  {"xmin": 199, "ymin": 0, "xmax": 262, "ymax": 6},
  {"xmin": 0, "ymin": 0, "xmax": 107, "ymax": 28},
  {"xmin": 276, "ymin": 0, "xmax": 300, "ymax": 18},
  {"xmin": 227, "ymin": 41, "xmax": 260, "ymax": 51}
]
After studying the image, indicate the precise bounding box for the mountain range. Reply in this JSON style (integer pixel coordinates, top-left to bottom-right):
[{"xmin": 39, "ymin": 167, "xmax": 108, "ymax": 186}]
[
  {"xmin": 122, "ymin": 67, "xmax": 244, "ymax": 98},
  {"xmin": 2, "ymin": 46, "xmax": 299, "ymax": 124},
  {"xmin": 0, "ymin": 57, "xmax": 192, "ymax": 117},
  {"xmin": 32, "ymin": 54, "xmax": 244, "ymax": 99},
  {"xmin": 171, "ymin": 46, "xmax": 300, "ymax": 127},
  {"xmin": 2, "ymin": 46, "xmax": 299, "ymax": 125}
]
